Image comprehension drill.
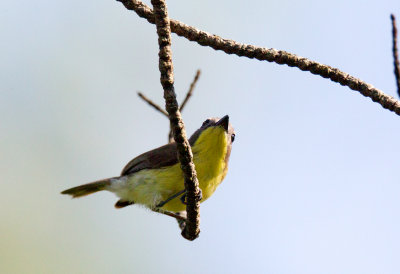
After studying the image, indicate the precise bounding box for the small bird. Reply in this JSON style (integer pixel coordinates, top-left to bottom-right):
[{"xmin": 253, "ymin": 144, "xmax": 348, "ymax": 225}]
[{"xmin": 61, "ymin": 115, "xmax": 235, "ymax": 214}]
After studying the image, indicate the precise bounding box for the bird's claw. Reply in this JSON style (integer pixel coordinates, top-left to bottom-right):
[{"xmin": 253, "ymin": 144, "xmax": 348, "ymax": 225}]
[
  {"xmin": 180, "ymin": 193, "xmax": 187, "ymax": 205},
  {"xmin": 180, "ymin": 189, "xmax": 202, "ymax": 205},
  {"xmin": 196, "ymin": 189, "xmax": 203, "ymax": 201}
]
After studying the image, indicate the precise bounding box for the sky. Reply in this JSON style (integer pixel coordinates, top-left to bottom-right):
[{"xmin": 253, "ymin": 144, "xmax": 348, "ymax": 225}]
[{"xmin": 1, "ymin": 0, "xmax": 400, "ymax": 273}]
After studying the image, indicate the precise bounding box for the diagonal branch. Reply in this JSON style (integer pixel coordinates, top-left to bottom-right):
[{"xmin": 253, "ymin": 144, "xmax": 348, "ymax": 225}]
[
  {"xmin": 137, "ymin": 69, "xmax": 201, "ymax": 142},
  {"xmin": 137, "ymin": 91, "xmax": 169, "ymax": 117},
  {"xmin": 117, "ymin": 0, "xmax": 400, "ymax": 116},
  {"xmin": 180, "ymin": 69, "xmax": 201, "ymax": 112},
  {"xmin": 391, "ymin": 14, "xmax": 400, "ymax": 97},
  {"xmin": 150, "ymin": 0, "xmax": 201, "ymax": 241}
]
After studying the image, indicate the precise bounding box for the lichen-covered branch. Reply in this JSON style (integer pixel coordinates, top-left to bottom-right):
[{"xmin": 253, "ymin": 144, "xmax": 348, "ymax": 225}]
[
  {"xmin": 117, "ymin": 0, "xmax": 400, "ymax": 116},
  {"xmin": 391, "ymin": 14, "xmax": 400, "ymax": 97},
  {"xmin": 180, "ymin": 69, "xmax": 201, "ymax": 111},
  {"xmin": 150, "ymin": 0, "xmax": 201, "ymax": 241}
]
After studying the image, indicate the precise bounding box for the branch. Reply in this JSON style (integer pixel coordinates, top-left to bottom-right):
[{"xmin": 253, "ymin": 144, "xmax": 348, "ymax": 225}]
[
  {"xmin": 137, "ymin": 92, "xmax": 169, "ymax": 117},
  {"xmin": 180, "ymin": 69, "xmax": 201, "ymax": 111},
  {"xmin": 117, "ymin": 0, "xmax": 400, "ymax": 116},
  {"xmin": 391, "ymin": 14, "xmax": 400, "ymax": 97},
  {"xmin": 150, "ymin": 0, "xmax": 201, "ymax": 241}
]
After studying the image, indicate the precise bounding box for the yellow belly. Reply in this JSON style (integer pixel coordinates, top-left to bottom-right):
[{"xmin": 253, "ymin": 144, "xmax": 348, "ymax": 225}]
[{"xmin": 119, "ymin": 126, "xmax": 229, "ymax": 212}]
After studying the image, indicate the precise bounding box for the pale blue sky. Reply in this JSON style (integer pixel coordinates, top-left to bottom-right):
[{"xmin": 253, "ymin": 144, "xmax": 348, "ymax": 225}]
[{"xmin": 1, "ymin": 0, "xmax": 400, "ymax": 273}]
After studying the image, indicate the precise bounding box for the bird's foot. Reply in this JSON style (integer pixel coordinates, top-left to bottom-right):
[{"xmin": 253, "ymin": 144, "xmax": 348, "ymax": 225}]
[{"xmin": 180, "ymin": 189, "xmax": 202, "ymax": 205}]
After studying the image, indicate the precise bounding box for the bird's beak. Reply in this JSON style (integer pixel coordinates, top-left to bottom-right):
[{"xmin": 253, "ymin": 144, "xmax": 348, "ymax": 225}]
[{"xmin": 216, "ymin": 115, "xmax": 229, "ymax": 131}]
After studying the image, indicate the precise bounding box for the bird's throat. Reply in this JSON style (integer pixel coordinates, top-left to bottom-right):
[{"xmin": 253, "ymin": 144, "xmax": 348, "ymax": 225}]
[{"xmin": 192, "ymin": 127, "xmax": 228, "ymax": 195}]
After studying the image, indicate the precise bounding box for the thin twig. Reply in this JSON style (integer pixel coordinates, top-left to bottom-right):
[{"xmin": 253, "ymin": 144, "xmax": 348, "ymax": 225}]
[
  {"xmin": 136, "ymin": 91, "xmax": 176, "ymax": 142},
  {"xmin": 180, "ymin": 69, "xmax": 201, "ymax": 111},
  {"xmin": 138, "ymin": 69, "xmax": 201, "ymax": 141},
  {"xmin": 117, "ymin": 0, "xmax": 400, "ymax": 116},
  {"xmin": 168, "ymin": 129, "xmax": 174, "ymax": 143},
  {"xmin": 171, "ymin": 69, "xmax": 201, "ymax": 142},
  {"xmin": 137, "ymin": 92, "xmax": 169, "ymax": 117},
  {"xmin": 391, "ymin": 14, "xmax": 400, "ymax": 97},
  {"xmin": 150, "ymin": 0, "xmax": 201, "ymax": 241}
]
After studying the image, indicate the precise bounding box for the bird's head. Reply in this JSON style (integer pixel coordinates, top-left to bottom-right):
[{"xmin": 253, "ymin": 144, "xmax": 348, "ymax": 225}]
[{"xmin": 189, "ymin": 115, "xmax": 235, "ymax": 162}]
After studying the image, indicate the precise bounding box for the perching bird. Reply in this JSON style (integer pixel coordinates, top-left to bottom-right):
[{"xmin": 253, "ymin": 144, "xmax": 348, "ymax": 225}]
[{"xmin": 61, "ymin": 115, "xmax": 235, "ymax": 213}]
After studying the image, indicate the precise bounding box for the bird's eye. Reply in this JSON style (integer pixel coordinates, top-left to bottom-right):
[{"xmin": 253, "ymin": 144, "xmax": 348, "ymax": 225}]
[
  {"xmin": 231, "ymin": 133, "xmax": 235, "ymax": 142},
  {"xmin": 202, "ymin": 119, "xmax": 211, "ymax": 126}
]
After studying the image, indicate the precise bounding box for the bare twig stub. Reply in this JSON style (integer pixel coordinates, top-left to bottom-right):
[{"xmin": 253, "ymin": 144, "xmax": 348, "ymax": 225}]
[
  {"xmin": 137, "ymin": 68, "xmax": 200, "ymax": 143},
  {"xmin": 150, "ymin": 0, "xmax": 201, "ymax": 240},
  {"xmin": 391, "ymin": 14, "xmax": 400, "ymax": 97},
  {"xmin": 180, "ymin": 69, "xmax": 201, "ymax": 111},
  {"xmin": 137, "ymin": 91, "xmax": 175, "ymax": 141},
  {"xmin": 168, "ymin": 127, "xmax": 174, "ymax": 143},
  {"xmin": 117, "ymin": 0, "xmax": 400, "ymax": 116},
  {"xmin": 169, "ymin": 69, "xmax": 201, "ymax": 142},
  {"xmin": 137, "ymin": 92, "xmax": 169, "ymax": 117}
]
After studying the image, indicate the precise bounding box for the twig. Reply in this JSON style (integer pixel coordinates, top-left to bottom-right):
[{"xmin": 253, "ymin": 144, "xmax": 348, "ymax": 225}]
[
  {"xmin": 136, "ymin": 90, "xmax": 181, "ymax": 142},
  {"xmin": 150, "ymin": 0, "xmax": 201, "ymax": 241},
  {"xmin": 391, "ymin": 14, "xmax": 400, "ymax": 97},
  {"xmin": 117, "ymin": 0, "xmax": 400, "ymax": 116},
  {"xmin": 168, "ymin": 128, "xmax": 174, "ymax": 143},
  {"xmin": 180, "ymin": 69, "xmax": 201, "ymax": 111},
  {"xmin": 137, "ymin": 68, "xmax": 200, "ymax": 142},
  {"xmin": 137, "ymin": 92, "xmax": 169, "ymax": 117}
]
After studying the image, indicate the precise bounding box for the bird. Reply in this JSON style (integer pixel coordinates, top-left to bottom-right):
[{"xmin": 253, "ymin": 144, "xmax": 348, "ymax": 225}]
[{"xmin": 61, "ymin": 115, "xmax": 235, "ymax": 214}]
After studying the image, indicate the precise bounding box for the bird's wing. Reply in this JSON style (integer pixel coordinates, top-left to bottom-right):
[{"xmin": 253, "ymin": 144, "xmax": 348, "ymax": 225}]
[{"xmin": 121, "ymin": 142, "xmax": 179, "ymax": 176}]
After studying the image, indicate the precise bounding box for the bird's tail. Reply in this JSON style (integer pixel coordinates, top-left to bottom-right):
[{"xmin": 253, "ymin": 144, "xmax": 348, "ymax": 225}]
[{"xmin": 61, "ymin": 177, "xmax": 117, "ymax": 198}]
